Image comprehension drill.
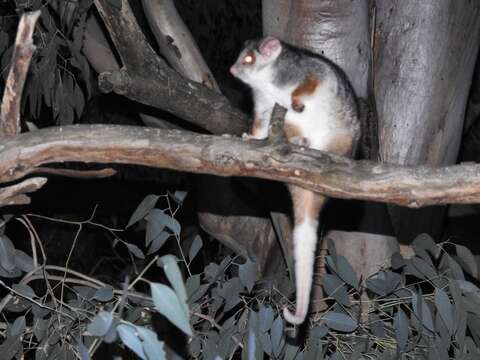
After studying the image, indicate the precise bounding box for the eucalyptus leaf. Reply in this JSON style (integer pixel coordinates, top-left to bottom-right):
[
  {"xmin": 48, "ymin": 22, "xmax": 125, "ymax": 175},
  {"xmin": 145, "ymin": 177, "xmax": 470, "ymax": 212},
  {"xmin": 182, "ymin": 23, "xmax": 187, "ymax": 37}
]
[
  {"xmin": 325, "ymin": 255, "xmax": 358, "ymax": 289},
  {"xmin": 435, "ymin": 288, "xmax": 453, "ymax": 335},
  {"xmin": 147, "ymin": 231, "xmax": 170, "ymax": 255},
  {"xmin": 78, "ymin": 338, "xmax": 91, "ymax": 360},
  {"xmin": 0, "ymin": 235, "xmax": 16, "ymax": 271},
  {"xmin": 310, "ymin": 325, "xmax": 328, "ymax": 339},
  {"xmin": 259, "ymin": 331, "xmax": 272, "ymax": 355},
  {"xmin": 410, "ymin": 256, "xmax": 437, "ymax": 280},
  {"xmin": 218, "ymin": 278, "xmax": 243, "ymax": 311},
  {"xmin": 87, "ymin": 311, "xmax": 113, "ymax": 337},
  {"xmin": 455, "ymin": 279, "xmax": 480, "ymax": 293},
  {"xmin": 391, "ymin": 252, "xmax": 406, "ymax": 270},
  {"xmin": 10, "ymin": 316, "xmax": 26, "ymax": 336},
  {"xmin": 205, "ymin": 262, "xmax": 220, "ymax": 282},
  {"xmin": 125, "ymin": 243, "xmax": 145, "ymax": 259},
  {"xmin": 185, "ymin": 274, "xmax": 200, "ymax": 299},
  {"xmin": 455, "ymin": 244, "xmax": 478, "ymax": 277},
  {"xmin": 369, "ymin": 313, "xmax": 386, "ymax": 339},
  {"xmin": 323, "ymin": 312, "xmax": 358, "ymax": 332},
  {"xmin": 93, "ymin": 286, "xmax": 114, "ymax": 302},
  {"xmin": 172, "ymin": 190, "xmax": 188, "ymax": 204},
  {"xmin": 12, "ymin": 283, "xmax": 36, "ymax": 298},
  {"xmin": 126, "ymin": 194, "xmax": 159, "ymax": 228},
  {"xmin": 271, "ymin": 316, "xmax": 284, "ymax": 358},
  {"xmin": 158, "ymin": 255, "xmax": 188, "ymax": 316},
  {"xmin": 137, "ymin": 326, "xmax": 166, "ymax": 360},
  {"xmin": 147, "ymin": 209, "xmax": 181, "ymax": 236},
  {"xmin": 394, "ymin": 308, "xmax": 409, "ymax": 352},
  {"xmin": 145, "ymin": 209, "xmax": 166, "ymax": 247},
  {"xmin": 117, "ymin": 324, "xmax": 145, "ymax": 360},
  {"xmin": 239, "ymin": 258, "xmax": 257, "ymax": 292},
  {"xmin": 322, "ymin": 273, "xmax": 350, "ymax": 306},
  {"xmin": 412, "ymin": 292, "xmax": 434, "ymax": 332},
  {"xmin": 13, "ymin": 249, "xmax": 34, "ymax": 272},
  {"xmin": 258, "ymin": 305, "xmax": 274, "ymax": 333},
  {"xmin": 188, "ymin": 235, "xmax": 203, "ymax": 262},
  {"xmin": 150, "ymin": 282, "xmax": 192, "ymax": 336},
  {"xmin": 412, "ymin": 233, "xmax": 438, "ymax": 257}
]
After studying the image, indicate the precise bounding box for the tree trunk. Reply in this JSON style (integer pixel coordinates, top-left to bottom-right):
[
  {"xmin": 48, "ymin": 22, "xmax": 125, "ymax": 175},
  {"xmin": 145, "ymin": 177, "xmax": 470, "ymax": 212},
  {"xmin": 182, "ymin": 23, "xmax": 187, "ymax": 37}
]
[
  {"xmin": 262, "ymin": 0, "xmax": 399, "ymax": 315},
  {"xmin": 374, "ymin": 0, "xmax": 480, "ymax": 242}
]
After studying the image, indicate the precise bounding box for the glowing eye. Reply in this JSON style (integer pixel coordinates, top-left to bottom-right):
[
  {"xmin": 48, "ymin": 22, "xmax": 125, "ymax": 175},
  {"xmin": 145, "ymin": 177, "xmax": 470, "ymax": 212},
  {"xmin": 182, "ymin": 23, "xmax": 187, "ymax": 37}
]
[{"xmin": 244, "ymin": 55, "xmax": 254, "ymax": 64}]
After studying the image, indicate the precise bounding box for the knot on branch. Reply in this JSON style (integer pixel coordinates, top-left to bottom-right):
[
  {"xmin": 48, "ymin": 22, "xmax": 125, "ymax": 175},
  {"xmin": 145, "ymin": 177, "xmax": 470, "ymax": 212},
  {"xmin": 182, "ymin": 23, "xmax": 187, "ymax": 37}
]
[
  {"xmin": 268, "ymin": 103, "xmax": 291, "ymax": 156},
  {"xmin": 98, "ymin": 69, "xmax": 129, "ymax": 95}
]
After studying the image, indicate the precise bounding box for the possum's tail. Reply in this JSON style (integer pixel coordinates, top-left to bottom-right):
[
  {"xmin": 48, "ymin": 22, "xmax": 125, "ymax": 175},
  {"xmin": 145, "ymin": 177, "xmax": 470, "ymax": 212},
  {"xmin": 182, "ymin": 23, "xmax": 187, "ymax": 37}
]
[{"xmin": 283, "ymin": 186, "xmax": 326, "ymax": 325}]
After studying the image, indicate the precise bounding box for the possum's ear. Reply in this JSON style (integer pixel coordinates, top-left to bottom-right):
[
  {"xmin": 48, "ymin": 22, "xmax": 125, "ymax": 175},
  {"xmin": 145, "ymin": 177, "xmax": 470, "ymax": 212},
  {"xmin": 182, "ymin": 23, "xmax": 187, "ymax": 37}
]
[{"xmin": 259, "ymin": 37, "xmax": 282, "ymax": 59}]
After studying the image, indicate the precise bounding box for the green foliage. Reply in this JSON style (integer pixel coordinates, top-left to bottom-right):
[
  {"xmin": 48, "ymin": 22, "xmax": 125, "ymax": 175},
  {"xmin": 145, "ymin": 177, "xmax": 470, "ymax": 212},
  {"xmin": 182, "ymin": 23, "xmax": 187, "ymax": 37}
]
[{"xmin": 1, "ymin": 193, "xmax": 480, "ymax": 359}]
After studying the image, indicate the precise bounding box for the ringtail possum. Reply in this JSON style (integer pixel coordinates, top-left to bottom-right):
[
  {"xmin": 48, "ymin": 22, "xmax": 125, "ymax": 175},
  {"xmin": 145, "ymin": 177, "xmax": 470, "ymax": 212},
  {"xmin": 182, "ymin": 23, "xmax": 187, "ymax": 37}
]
[{"xmin": 230, "ymin": 37, "xmax": 360, "ymax": 324}]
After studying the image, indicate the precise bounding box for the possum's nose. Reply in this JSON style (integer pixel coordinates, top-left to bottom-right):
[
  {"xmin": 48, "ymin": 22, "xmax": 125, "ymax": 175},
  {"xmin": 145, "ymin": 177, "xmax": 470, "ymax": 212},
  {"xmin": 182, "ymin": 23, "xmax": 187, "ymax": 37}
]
[{"xmin": 230, "ymin": 65, "xmax": 238, "ymax": 76}]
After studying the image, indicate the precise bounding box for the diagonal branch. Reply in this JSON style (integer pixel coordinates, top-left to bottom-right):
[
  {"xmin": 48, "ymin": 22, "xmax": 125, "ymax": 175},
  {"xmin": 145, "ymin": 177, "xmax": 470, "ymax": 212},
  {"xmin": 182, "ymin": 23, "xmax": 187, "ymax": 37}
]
[
  {"xmin": 0, "ymin": 124, "xmax": 480, "ymax": 208},
  {"xmin": 0, "ymin": 10, "xmax": 41, "ymax": 137},
  {"xmin": 92, "ymin": 0, "xmax": 248, "ymax": 135}
]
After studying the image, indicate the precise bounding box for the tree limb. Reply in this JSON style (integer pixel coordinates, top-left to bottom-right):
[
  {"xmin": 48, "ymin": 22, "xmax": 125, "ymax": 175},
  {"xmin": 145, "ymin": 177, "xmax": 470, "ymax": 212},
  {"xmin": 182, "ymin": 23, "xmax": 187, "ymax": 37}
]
[
  {"xmin": 92, "ymin": 0, "xmax": 248, "ymax": 135},
  {"xmin": 0, "ymin": 11, "xmax": 41, "ymax": 137},
  {"xmin": 1, "ymin": 124, "xmax": 480, "ymax": 208},
  {"xmin": 0, "ymin": 177, "xmax": 47, "ymax": 206},
  {"xmin": 141, "ymin": 0, "xmax": 220, "ymax": 91}
]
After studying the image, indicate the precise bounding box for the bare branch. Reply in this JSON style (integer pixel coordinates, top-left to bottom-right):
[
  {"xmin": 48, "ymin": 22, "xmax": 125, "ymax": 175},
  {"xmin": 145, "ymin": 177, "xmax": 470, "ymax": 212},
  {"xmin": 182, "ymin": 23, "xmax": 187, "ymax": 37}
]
[
  {"xmin": 141, "ymin": 0, "xmax": 220, "ymax": 91},
  {"xmin": 0, "ymin": 10, "xmax": 41, "ymax": 137},
  {"xmin": 0, "ymin": 177, "xmax": 47, "ymax": 206},
  {"xmin": 0, "ymin": 124, "xmax": 480, "ymax": 208},
  {"xmin": 35, "ymin": 167, "xmax": 117, "ymax": 179},
  {"xmin": 93, "ymin": 0, "xmax": 247, "ymax": 135}
]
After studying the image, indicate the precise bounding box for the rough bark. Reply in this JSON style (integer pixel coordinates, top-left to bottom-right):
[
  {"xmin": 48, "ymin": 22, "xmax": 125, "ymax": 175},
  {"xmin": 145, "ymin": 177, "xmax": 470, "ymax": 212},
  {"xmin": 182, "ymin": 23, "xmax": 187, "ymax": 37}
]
[
  {"xmin": 141, "ymin": 0, "xmax": 220, "ymax": 91},
  {"xmin": 0, "ymin": 177, "xmax": 47, "ymax": 206},
  {"xmin": 0, "ymin": 11, "xmax": 40, "ymax": 137},
  {"xmin": 263, "ymin": 0, "xmax": 370, "ymax": 98},
  {"xmin": 261, "ymin": 0, "xmax": 398, "ymax": 315},
  {"xmin": 2, "ymin": 125, "xmax": 480, "ymax": 207},
  {"xmin": 375, "ymin": 0, "xmax": 480, "ymax": 241},
  {"xmin": 91, "ymin": 0, "xmax": 248, "ymax": 135}
]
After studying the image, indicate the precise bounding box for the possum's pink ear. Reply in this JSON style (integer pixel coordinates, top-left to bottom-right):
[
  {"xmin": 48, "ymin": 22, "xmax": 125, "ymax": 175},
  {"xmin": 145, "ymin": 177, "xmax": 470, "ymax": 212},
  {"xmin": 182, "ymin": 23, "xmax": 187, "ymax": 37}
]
[{"xmin": 259, "ymin": 37, "xmax": 282, "ymax": 58}]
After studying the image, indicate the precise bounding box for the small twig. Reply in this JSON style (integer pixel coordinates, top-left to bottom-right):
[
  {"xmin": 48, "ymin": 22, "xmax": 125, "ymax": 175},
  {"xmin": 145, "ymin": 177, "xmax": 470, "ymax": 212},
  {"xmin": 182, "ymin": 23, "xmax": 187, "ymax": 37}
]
[
  {"xmin": 16, "ymin": 216, "xmax": 39, "ymax": 267},
  {"xmin": 0, "ymin": 10, "xmax": 41, "ymax": 136},
  {"xmin": 34, "ymin": 167, "xmax": 117, "ymax": 179},
  {"xmin": 0, "ymin": 279, "xmax": 75, "ymax": 321}
]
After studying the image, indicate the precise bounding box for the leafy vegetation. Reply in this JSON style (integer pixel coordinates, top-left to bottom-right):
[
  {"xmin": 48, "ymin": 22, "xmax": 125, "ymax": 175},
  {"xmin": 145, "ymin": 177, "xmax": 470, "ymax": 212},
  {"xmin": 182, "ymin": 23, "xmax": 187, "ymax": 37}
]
[{"xmin": 0, "ymin": 192, "xmax": 479, "ymax": 359}]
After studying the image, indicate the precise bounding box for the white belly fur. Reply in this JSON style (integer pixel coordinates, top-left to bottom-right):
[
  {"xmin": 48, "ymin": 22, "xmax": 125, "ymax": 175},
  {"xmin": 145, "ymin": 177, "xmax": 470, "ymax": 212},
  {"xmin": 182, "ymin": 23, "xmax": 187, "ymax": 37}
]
[{"xmin": 284, "ymin": 87, "xmax": 341, "ymax": 151}]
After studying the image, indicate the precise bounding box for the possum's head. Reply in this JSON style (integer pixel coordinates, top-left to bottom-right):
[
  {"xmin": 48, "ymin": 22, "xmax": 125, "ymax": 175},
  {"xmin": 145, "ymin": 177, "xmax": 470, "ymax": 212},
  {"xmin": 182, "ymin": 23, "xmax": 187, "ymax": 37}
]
[{"xmin": 230, "ymin": 36, "xmax": 282, "ymax": 87}]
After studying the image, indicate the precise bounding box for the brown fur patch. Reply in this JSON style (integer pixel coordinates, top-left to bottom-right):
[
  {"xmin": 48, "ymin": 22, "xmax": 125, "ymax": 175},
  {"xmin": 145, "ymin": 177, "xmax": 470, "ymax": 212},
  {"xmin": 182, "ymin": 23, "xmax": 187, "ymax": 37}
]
[
  {"xmin": 289, "ymin": 186, "xmax": 327, "ymax": 224},
  {"xmin": 291, "ymin": 74, "xmax": 321, "ymax": 113},
  {"xmin": 326, "ymin": 133, "xmax": 354, "ymax": 156}
]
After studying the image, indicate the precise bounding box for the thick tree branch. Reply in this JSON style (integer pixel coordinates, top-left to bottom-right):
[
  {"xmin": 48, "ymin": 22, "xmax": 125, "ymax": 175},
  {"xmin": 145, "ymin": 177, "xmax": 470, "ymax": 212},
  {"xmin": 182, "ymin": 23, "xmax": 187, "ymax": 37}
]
[
  {"xmin": 0, "ymin": 11, "xmax": 40, "ymax": 137},
  {"xmin": 1, "ymin": 124, "xmax": 480, "ymax": 208},
  {"xmin": 92, "ymin": 0, "xmax": 248, "ymax": 135}
]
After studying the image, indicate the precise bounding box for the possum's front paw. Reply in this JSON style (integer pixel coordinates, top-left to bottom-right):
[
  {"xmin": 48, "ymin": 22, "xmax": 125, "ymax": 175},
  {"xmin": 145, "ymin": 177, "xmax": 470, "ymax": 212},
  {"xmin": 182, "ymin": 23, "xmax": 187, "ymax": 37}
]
[
  {"xmin": 242, "ymin": 132, "xmax": 252, "ymax": 139},
  {"xmin": 289, "ymin": 136, "xmax": 310, "ymax": 147}
]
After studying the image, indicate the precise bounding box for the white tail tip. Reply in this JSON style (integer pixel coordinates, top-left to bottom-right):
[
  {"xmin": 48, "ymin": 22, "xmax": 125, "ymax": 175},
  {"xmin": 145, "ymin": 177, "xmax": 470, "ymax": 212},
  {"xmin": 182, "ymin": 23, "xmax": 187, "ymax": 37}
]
[{"xmin": 283, "ymin": 307, "xmax": 307, "ymax": 325}]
